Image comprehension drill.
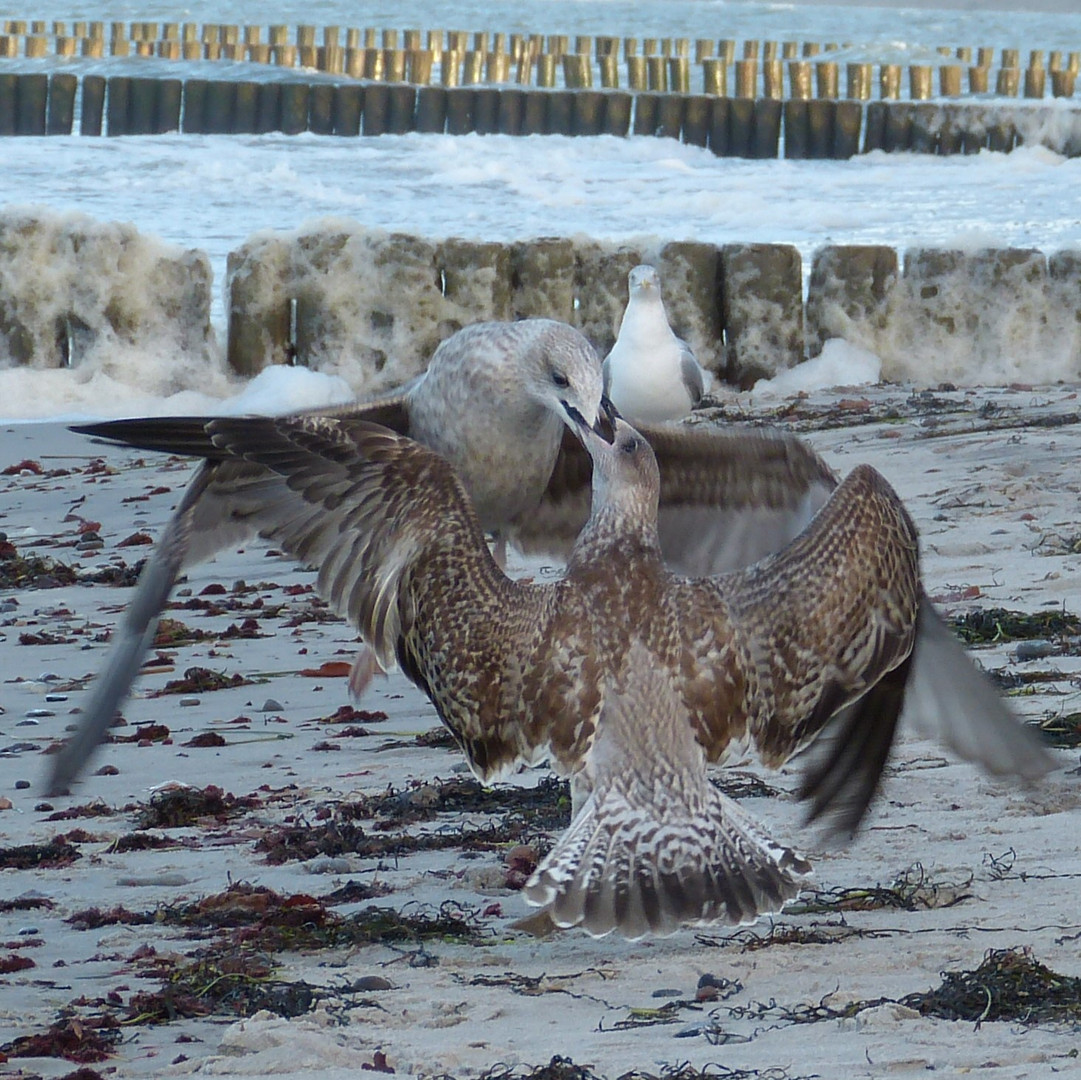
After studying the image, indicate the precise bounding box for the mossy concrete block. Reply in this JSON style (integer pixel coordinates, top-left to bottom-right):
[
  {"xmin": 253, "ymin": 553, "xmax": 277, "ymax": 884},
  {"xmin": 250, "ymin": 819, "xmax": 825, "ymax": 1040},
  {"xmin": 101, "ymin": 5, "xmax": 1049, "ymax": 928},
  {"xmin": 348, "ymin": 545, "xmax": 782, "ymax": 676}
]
[
  {"xmin": 719, "ymin": 242, "xmax": 804, "ymax": 386},
  {"xmin": 894, "ymin": 247, "xmax": 1053, "ymax": 383},
  {"xmin": 0, "ymin": 209, "xmax": 213, "ymax": 370},
  {"xmin": 437, "ymin": 237, "xmax": 513, "ymax": 335},
  {"xmin": 291, "ymin": 226, "xmax": 443, "ymax": 394},
  {"xmin": 656, "ymin": 241, "xmax": 722, "ymax": 374},
  {"xmin": 509, "ymin": 237, "xmax": 576, "ymax": 323},
  {"xmin": 806, "ymin": 245, "xmax": 898, "ymax": 357},
  {"xmin": 573, "ymin": 240, "xmax": 644, "ymax": 357},
  {"xmin": 226, "ymin": 234, "xmax": 293, "ymax": 376},
  {"xmin": 1048, "ymin": 250, "xmax": 1081, "ymax": 376}
]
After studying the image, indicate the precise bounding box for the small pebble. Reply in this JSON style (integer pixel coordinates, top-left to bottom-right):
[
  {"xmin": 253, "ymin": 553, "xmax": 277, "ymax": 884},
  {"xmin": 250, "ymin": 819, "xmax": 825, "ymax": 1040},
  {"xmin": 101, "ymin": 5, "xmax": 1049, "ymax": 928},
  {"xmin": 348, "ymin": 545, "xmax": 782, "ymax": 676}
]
[
  {"xmin": 34, "ymin": 802, "xmax": 54, "ymax": 811},
  {"xmin": 16, "ymin": 719, "xmax": 40, "ymax": 727},
  {"xmin": 95, "ymin": 764, "xmax": 120, "ymax": 776},
  {"xmin": 262, "ymin": 699, "xmax": 284, "ymax": 712},
  {"xmin": 14, "ymin": 779, "xmax": 30, "ymax": 789},
  {"xmin": 303, "ymin": 856, "xmax": 352, "ymax": 875},
  {"xmin": 18, "ymin": 927, "xmax": 39, "ymax": 936},
  {"xmin": 674, "ymin": 1023, "xmax": 707, "ymax": 1038},
  {"xmin": 352, "ymin": 976, "xmax": 394, "ymax": 992},
  {"xmin": 651, "ymin": 988, "xmax": 683, "ymax": 999},
  {"xmin": 0, "ymin": 797, "xmax": 12, "ymax": 810},
  {"xmin": 25, "ymin": 709, "xmax": 55, "ymax": 718},
  {"xmin": 179, "ymin": 697, "xmax": 200, "ymax": 707},
  {"xmin": 1015, "ymin": 640, "xmax": 1054, "ymax": 661},
  {"xmin": 44, "ymin": 693, "xmax": 68, "ymax": 703}
]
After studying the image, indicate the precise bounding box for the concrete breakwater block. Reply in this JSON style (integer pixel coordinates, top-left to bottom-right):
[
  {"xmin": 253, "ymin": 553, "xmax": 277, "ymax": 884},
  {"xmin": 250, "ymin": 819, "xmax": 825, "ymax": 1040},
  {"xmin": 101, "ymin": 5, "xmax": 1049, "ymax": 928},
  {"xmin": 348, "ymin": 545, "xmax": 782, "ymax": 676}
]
[
  {"xmin": 887, "ymin": 248, "xmax": 1054, "ymax": 384},
  {"xmin": 0, "ymin": 209, "xmax": 212, "ymax": 370},
  {"xmin": 227, "ymin": 226, "xmax": 524, "ymax": 394},
  {"xmin": 719, "ymin": 242, "xmax": 803, "ymax": 387},
  {"xmin": 226, "ymin": 228, "xmax": 733, "ymax": 389},
  {"xmin": 805, "ymin": 245, "xmax": 899, "ymax": 358}
]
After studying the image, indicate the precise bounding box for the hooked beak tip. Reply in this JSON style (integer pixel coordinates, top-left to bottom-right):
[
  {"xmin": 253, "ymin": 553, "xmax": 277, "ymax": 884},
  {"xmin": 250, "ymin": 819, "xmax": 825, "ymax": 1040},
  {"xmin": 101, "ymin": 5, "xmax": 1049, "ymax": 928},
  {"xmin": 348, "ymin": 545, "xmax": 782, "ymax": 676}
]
[{"xmin": 593, "ymin": 397, "xmax": 618, "ymax": 443}]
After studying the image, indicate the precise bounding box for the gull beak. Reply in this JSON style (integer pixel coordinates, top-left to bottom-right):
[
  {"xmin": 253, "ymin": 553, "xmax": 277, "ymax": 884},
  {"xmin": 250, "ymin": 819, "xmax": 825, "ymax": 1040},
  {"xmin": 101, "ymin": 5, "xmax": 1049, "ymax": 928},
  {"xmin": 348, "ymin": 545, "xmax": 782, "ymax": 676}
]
[
  {"xmin": 595, "ymin": 396, "xmax": 618, "ymax": 443},
  {"xmin": 564, "ymin": 396, "xmax": 617, "ymax": 447}
]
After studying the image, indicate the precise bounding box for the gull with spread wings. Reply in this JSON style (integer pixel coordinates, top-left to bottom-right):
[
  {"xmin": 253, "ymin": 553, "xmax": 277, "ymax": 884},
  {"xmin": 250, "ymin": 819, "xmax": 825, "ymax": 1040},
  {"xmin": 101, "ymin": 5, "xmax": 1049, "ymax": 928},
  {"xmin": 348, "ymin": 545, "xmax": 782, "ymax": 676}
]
[{"xmin": 50, "ymin": 399, "xmax": 1051, "ymax": 937}]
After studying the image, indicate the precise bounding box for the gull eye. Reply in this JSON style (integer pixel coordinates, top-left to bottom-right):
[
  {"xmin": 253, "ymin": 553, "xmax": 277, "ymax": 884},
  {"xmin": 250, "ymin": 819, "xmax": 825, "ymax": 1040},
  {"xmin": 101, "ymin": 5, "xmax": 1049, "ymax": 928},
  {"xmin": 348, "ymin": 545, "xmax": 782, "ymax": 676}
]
[
  {"xmin": 551, "ymin": 371, "xmax": 570, "ymax": 389},
  {"xmin": 620, "ymin": 435, "xmax": 638, "ymax": 455}
]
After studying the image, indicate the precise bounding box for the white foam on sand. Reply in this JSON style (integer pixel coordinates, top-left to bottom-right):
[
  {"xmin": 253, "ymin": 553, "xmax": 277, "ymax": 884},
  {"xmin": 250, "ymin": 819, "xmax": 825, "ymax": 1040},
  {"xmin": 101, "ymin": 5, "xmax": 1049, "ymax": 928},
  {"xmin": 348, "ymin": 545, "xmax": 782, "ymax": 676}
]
[{"xmin": 751, "ymin": 338, "xmax": 882, "ymax": 396}]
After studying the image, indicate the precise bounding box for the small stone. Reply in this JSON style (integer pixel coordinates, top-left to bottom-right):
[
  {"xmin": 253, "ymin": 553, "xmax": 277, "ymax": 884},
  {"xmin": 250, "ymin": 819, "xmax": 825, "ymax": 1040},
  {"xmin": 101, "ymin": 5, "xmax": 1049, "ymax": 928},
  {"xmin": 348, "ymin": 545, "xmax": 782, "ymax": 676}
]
[
  {"xmin": 95, "ymin": 764, "xmax": 119, "ymax": 776},
  {"xmin": 14, "ymin": 779, "xmax": 30, "ymax": 789},
  {"xmin": 651, "ymin": 988, "xmax": 683, "ymax": 998},
  {"xmin": 1015, "ymin": 640, "xmax": 1054, "ymax": 661},
  {"xmin": 44, "ymin": 693, "xmax": 68, "ymax": 702},
  {"xmin": 34, "ymin": 802, "xmax": 54, "ymax": 812},
  {"xmin": 262, "ymin": 699, "xmax": 284, "ymax": 712},
  {"xmin": 179, "ymin": 697, "xmax": 200, "ymax": 707},
  {"xmin": 25, "ymin": 709, "xmax": 55, "ymax": 718},
  {"xmin": 0, "ymin": 797, "xmax": 12, "ymax": 810},
  {"xmin": 352, "ymin": 976, "xmax": 394, "ymax": 992}
]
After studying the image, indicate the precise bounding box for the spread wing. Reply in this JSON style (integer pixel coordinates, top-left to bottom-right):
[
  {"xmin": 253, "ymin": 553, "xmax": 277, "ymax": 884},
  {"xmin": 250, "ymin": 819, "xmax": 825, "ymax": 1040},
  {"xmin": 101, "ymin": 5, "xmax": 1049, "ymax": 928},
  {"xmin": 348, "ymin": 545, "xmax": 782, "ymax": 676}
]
[
  {"xmin": 672, "ymin": 463, "xmax": 1052, "ymax": 835},
  {"xmin": 509, "ymin": 423, "xmax": 838, "ymax": 572},
  {"xmin": 676, "ymin": 463, "xmax": 921, "ymax": 836},
  {"xmin": 47, "ymin": 393, "xmax": 414, "ymax": 792},
  {"xmin": 203, "ymin": 415, "xmax": 498, "ymax": 671},
  {"xmin": 46, "ymin": 466, "xmax": 214, "ymax": 795}
]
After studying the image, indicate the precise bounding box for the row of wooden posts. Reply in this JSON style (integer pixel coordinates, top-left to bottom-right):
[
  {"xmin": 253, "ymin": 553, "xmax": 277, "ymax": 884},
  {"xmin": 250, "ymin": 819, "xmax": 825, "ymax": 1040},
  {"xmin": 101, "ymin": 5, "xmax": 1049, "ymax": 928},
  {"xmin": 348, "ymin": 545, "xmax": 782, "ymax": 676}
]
[
  {"xmin": 1, "ymin": 73, "xmax": 1074, "ymax": 158},
  {"xmin": 0, "ymin": 20, "xmax": 1078, "ymax": 100}
]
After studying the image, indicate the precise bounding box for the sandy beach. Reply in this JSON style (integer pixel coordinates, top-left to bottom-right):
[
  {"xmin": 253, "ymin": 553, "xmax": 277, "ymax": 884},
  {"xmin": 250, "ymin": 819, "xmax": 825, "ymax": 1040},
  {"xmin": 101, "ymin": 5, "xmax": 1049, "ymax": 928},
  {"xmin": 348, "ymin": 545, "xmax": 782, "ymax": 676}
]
[{"xmin": 2, "ymin": 386, "xmax": 1081, "ymax": 1079}]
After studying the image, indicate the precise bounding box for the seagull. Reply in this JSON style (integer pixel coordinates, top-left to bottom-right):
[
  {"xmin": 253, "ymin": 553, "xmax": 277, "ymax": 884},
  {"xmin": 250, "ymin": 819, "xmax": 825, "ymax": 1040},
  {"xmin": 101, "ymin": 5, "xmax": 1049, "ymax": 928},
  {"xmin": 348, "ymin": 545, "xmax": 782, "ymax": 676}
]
[
  {"xmin": 46, "ymin": 320, "xmax": 836, "ymax": 795},
  {"xmin": 55, "ymin": 409, "xmax": 1050, "ymax": 937},
  {"xmin": 602, "ymin": 264, "xmax": 711, "ymax": 423},
  {"xmin": 524, "ymin": 643, "xmax": 814, "ymax": 937}
]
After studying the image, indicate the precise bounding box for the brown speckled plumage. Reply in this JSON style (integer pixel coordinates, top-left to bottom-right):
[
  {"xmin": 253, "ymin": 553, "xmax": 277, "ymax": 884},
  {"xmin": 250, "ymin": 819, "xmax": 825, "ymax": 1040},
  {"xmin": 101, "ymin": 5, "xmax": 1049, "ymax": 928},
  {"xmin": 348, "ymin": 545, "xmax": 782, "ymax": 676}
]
[
  {"xmin": 197, "ymin": 414, "xmax": 922, "ymax": 810},
  {"xmin": 52, "ymin": 400, "xmax": 1053, "ymax": 936}
]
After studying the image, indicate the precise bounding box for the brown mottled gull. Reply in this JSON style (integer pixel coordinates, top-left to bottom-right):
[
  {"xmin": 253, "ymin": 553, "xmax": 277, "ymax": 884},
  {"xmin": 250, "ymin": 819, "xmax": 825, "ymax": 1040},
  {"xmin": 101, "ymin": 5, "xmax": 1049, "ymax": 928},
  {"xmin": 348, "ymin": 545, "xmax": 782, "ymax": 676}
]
[
  {"xmin": 46, "ymin": 319, "xmax": 836, "ymax": 795},
  {"xmin": 45, "ymin": 318, "xmax": 606, "ymax": 795},
  {"xmin": 524, "ymin": 643, "xmax": 813, "ymax": 937},
  {"xmin": 602, "ymin": 264, "xmax": 709, "ymax": 423},
  {"xmin": 57, "ymin": 408, "xmax": 1050, "ymax": 936}
]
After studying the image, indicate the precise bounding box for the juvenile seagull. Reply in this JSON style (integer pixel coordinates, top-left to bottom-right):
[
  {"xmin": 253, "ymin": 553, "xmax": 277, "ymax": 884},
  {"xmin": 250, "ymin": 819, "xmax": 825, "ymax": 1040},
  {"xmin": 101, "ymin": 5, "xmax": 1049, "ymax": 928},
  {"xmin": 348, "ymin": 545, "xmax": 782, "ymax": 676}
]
[
  {"xmin": 603, "ymin": 264, "xmax": 711, "ymax": 423},
  {"xmin": 59, "ymin": 410, "xmax": 1051, "ymax": 936},
  {"xmin": 45, "ymin": 319, "xmax": 605, "ymax": 793},
  {"xmin": 47, "ymin": 321, "xmax": 836, "ymax": 794},
  {"xmin": 525, "ymin": 644, "xmax": 814, "ymax": 937}
]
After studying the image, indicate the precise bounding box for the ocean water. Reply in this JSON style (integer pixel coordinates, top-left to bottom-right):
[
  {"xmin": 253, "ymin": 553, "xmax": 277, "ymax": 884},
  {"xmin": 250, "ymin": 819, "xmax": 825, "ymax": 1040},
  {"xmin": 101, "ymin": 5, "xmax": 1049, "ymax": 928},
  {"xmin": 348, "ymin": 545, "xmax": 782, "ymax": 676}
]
[{"xmin": 2, "ymin": 0, "xmax": 1081, "ymax": 421}]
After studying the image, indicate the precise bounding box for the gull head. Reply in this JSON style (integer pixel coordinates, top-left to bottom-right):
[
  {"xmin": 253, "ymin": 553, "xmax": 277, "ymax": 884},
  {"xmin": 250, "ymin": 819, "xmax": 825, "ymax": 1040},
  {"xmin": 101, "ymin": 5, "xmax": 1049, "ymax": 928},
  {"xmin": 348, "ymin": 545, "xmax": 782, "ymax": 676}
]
[
  {"xmin": 628, "ymin": 264, "xmax": 661, "ymax": 298},
  {"xmin": 522, "ymin": 320, "xmax": 604, "ymax": 437},
  {"xmin": 576, "ymin": 413, "xmax": 661, "ymax": 524}
]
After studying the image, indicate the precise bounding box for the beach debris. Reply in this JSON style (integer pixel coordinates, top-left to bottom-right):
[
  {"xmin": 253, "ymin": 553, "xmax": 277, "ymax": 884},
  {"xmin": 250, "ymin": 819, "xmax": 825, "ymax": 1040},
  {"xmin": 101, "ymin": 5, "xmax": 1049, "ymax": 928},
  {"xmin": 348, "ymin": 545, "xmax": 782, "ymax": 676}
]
[
  {"xmin": 134, "ymin": 784, "xmax": 260, "ymax": 829},
  {"xmin": 902, "ymin": 947, "xmax": 1081, "ymax": 1025},
  {"xmin": 183, "ymin": 732, "xmax": 227, "ymax": 748},
  {"xmin": 150, "ymin": 666, "xmax": 252, "ymax": 696},
  {"xmin": 0, "ymin": 840, "xmax": 81, "ymax": 870},
  {"xmin": 1, "ymin": 1016, "xmax": 120, "ymax": 1063},
  {"xmin": 786, "ymin": 864, "xmax": 973, "ymax": 915},
  {"xmin": 1037, "ymin": 712, "xmax": 1081, "ymax": 748},
  {"xmin": 952, "ymin": 605, "xmax": 1081, "ymax": 645}
]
